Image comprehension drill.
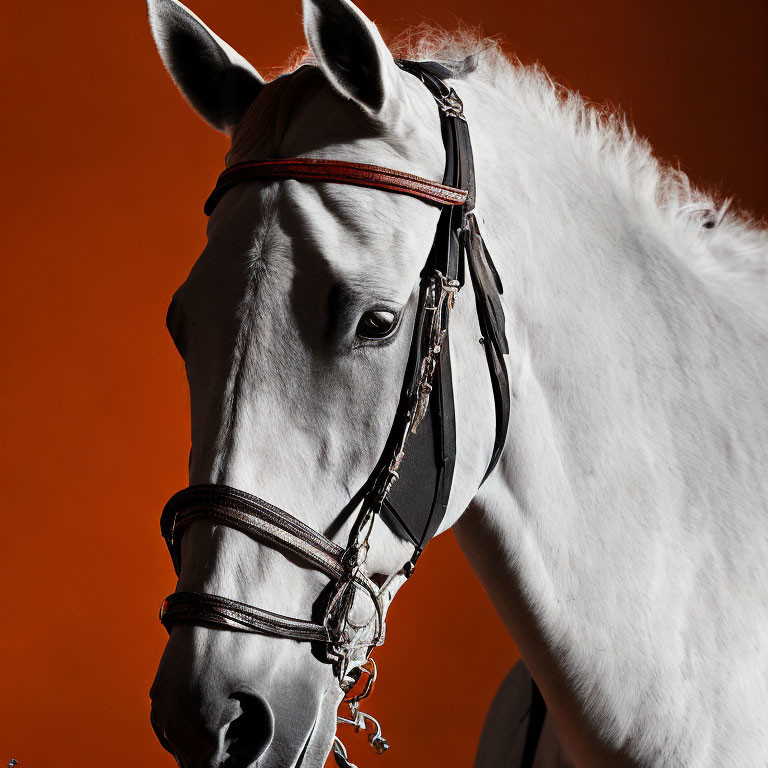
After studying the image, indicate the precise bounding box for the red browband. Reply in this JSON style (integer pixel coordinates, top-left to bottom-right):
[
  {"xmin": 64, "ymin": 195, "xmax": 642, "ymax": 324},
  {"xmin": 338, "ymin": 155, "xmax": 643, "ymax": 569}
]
[{"xmin": 204, "ymin": 157, "xmax": 468, "ymax": 215}]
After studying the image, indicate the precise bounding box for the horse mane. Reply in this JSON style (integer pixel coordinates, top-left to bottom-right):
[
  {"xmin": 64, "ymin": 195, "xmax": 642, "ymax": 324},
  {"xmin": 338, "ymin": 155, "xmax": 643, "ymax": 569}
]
[{"xmin": 235, "ymin": 27, "xmax": 768, "ymax": 327}]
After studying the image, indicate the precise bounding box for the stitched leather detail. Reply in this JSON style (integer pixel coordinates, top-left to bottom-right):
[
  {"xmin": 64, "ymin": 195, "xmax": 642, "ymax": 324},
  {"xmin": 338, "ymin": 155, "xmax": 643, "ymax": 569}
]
[
  {"xmin": 160, "ymin": 591, "xmax": 329, "ymax": 643},
  {"xmin": 204, "ymin": 158, "xmax": 468, "ymax": 215},
  {"xmin": 161, "ymin": 484, "xmax": 345, "ymax": 579}
]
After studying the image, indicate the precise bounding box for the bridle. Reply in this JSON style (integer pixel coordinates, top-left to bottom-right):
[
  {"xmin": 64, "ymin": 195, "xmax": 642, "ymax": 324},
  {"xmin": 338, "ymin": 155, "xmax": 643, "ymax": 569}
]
[{"xmin": 158, "ymin": 60, "xmax": 510, "ymax": 767}]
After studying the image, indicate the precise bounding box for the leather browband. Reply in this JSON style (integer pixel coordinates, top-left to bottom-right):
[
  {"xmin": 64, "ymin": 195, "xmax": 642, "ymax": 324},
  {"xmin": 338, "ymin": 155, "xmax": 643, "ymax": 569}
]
[{"xmin": 203, "ymin": 157, "xmax": 468, "ymax": 215}]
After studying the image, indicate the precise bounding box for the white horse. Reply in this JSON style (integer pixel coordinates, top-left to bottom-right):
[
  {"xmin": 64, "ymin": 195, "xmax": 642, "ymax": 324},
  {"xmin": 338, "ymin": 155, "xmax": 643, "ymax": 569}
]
[{"xmin": 146, "ymin": 0, "xmax": 768, "ymax": 766}]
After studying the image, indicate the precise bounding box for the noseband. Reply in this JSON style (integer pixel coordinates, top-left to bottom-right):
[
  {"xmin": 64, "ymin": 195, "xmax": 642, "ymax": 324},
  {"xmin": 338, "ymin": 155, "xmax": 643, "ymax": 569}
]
[{"xmin": 158, "ymin": 60, "xmax": 510, "ymax": 767}]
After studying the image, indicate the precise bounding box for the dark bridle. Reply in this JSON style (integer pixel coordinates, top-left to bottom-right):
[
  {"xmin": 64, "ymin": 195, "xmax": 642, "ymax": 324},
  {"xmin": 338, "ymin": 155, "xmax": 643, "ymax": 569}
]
[{"xmin": 158, "ymin": 60, "xmax": 510, "ymax": 767}]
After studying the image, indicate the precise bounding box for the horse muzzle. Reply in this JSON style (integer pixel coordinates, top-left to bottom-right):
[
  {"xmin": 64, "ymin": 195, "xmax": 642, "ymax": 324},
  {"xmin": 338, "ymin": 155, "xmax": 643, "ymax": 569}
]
[{"xmin": 149, "ymin": 623, "xmax": 336, "ymax": 768}]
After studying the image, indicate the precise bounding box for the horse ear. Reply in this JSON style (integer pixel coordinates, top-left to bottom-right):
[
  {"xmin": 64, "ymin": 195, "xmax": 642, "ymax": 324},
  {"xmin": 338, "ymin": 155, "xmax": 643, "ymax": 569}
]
[
  {"xmin": 302, "ymin": 0, "xmax": 404, "ymax": 117},
  {"xmin": 147, "ymin": 0, "xmax": 265, "ymax": 134}
]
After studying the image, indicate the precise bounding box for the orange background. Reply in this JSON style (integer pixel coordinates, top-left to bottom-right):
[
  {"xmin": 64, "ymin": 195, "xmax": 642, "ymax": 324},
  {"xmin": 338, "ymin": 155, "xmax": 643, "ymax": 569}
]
[{"xmin": 1, "ymin": 1, "xmax": 766, "ymax": 766}]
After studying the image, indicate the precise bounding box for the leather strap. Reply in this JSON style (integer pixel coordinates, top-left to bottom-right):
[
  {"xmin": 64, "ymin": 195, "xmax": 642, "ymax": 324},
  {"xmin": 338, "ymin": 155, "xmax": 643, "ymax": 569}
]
[
  {"xmin": 160, "ymin": 486, "xmax": 384, "ymax": 647},
  {"xmin": 464, "ymin": 214, "xmax": 511, "ymax": 480},
  {"xmin": 162, "ymin": 485, "xmax": 346, "ymax": 579},
  {"xmin": 160, "ymin": 591, "xmax": 329, "ymax": 643},
  {"xmin": 374, "ymin": 60, "xmax": 470, "ymax": 558},
  {"xmin": 399, "ymin": 59, "xmax": 510, "ymax": 485},
  {"xmin": 204, "ymin": 158, "xmax": 468, "ymax": 215}
]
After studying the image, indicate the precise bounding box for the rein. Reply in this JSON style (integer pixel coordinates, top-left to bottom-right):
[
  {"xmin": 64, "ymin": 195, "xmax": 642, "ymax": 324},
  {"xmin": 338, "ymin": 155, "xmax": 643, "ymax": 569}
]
[{"xmin": 158, "ymin": 60, "xmax": 511, "ymax": 767}]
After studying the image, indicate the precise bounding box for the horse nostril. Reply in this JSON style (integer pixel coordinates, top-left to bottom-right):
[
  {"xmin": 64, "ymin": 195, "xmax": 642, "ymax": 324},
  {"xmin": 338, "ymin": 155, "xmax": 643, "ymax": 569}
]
[{"xmin": 223, "ymin": 692, "xmax": 275, "ymax": 767}]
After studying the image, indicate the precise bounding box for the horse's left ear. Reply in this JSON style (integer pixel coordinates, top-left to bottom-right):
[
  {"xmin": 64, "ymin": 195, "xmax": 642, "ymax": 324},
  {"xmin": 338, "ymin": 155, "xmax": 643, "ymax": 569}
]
[
  {"xmin": 147, "ymin": 0, "xmax": 265, "ymax": 134},
  {"xmin": 302, "ymin": 0, "xmax": 404, "ymax": 118}
]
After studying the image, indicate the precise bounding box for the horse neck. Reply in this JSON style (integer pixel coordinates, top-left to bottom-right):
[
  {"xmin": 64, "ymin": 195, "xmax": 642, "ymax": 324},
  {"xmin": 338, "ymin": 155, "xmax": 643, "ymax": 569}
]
[{"xmin": 453, "ymin": 67, "xmax": 768, "ymax": 766}]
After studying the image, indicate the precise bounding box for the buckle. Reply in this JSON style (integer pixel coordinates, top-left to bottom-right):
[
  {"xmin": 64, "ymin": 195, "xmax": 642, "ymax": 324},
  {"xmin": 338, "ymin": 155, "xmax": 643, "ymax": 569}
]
[{"xmin": 436, "ymin": 88, "xmax": 466, "ymax": 120}]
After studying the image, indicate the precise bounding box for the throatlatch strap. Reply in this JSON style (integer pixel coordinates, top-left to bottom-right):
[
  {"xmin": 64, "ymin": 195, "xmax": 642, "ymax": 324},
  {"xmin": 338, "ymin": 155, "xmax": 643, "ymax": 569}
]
[{"xmin": 464, "ymin": 215, "xmax": 510, "ymax": 480}]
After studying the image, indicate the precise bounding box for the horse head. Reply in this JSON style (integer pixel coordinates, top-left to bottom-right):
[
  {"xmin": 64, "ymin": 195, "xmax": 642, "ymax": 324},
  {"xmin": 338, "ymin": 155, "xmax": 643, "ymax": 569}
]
[{"xmin": 147, "ymin": 1, "xmax": 498, "ymax": 766}]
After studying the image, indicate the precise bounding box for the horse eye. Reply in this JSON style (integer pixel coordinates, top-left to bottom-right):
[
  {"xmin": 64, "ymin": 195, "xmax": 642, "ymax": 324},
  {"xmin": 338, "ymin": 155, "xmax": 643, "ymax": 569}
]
[{"xmin": 356, "ymin": 310, "xmax": 398, "ymax": 340}]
